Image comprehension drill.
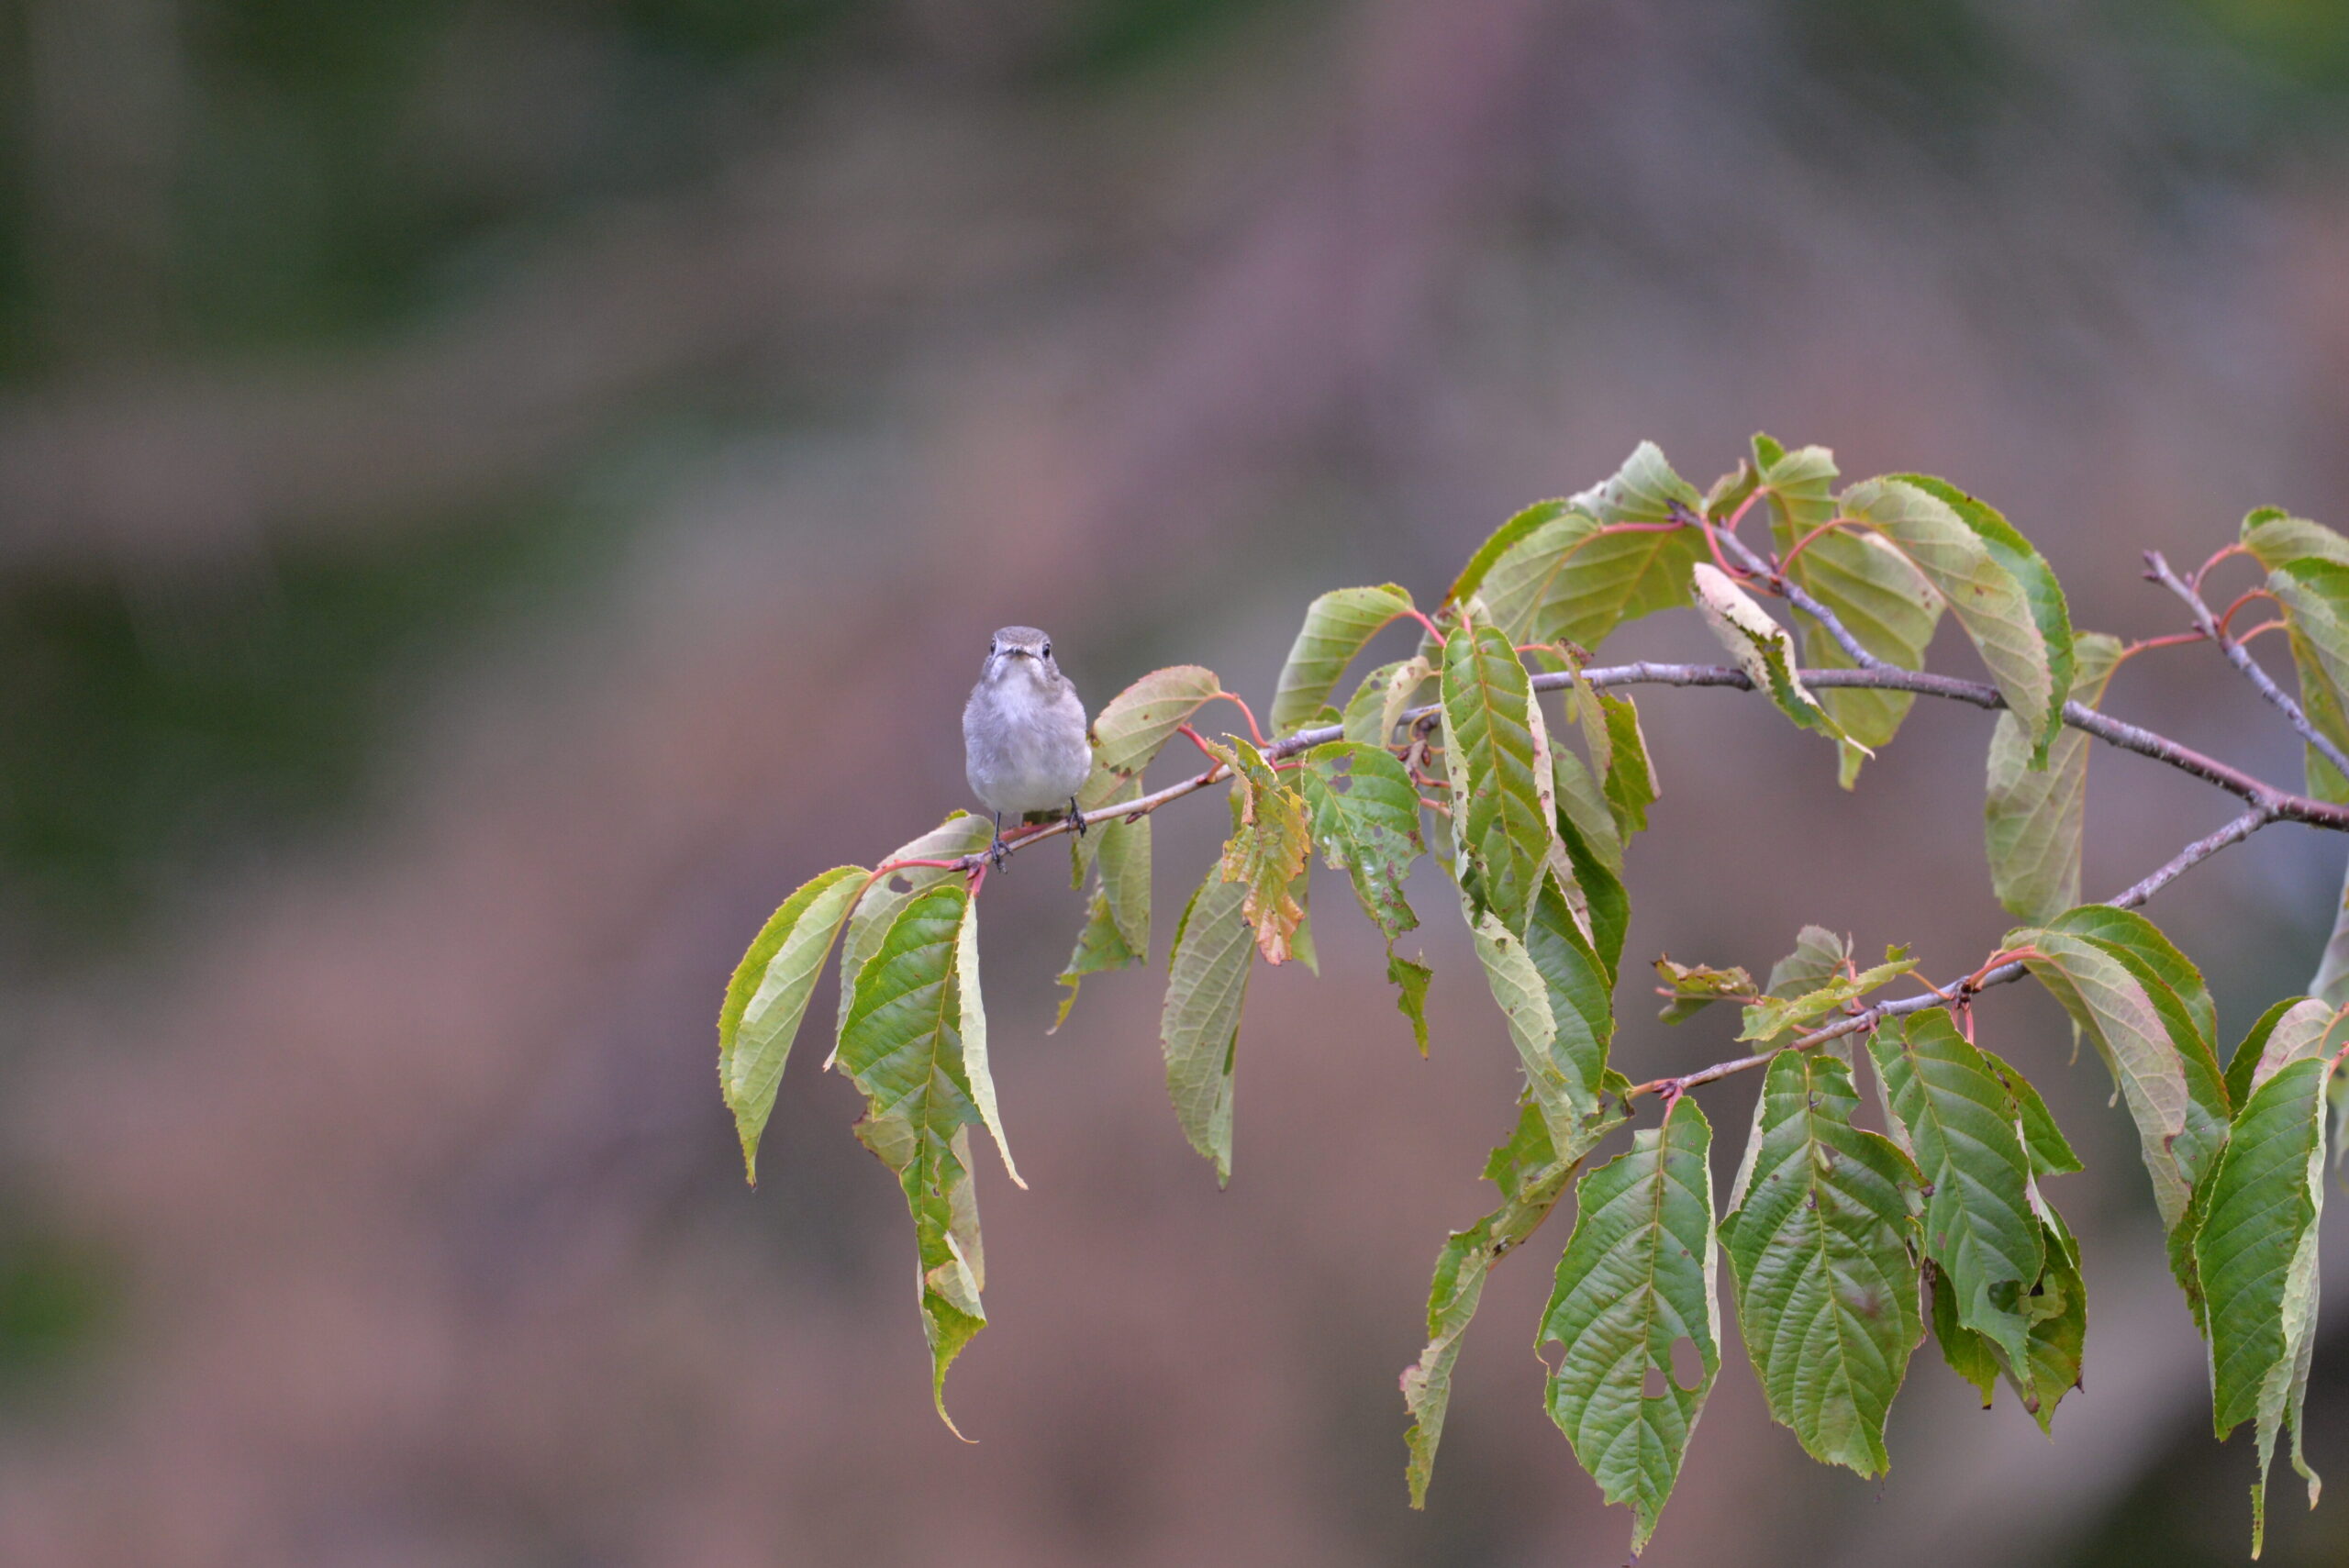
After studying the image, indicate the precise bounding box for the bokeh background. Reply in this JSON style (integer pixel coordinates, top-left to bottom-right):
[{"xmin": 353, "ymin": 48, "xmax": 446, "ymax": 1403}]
[{"xmin": 4, "ymin": 0, "xmax": 2349, "ymax": 1562}]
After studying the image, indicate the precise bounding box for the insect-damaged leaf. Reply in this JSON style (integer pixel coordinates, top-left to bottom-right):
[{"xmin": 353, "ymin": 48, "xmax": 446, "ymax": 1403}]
[
  {"xmin": 1442, "ymin": 623, "xmax": 1554, "ymax": 933},
  {"xmin": 835, "ymin": 882, "xmax": 998, "ymax": 1429},
  {"xmin": 719, "ymin": 865, "xmax": 867, "ymax": 1183},
  {"xmin": 1300, "ymin": 741, "xmax": 1423, "ymax": 941},
  {"xmin": 1691, "ymin": 562, "xmax": 1863, "ymax": 759},
  {"xmin": 1738, "ymin": 951, "xmax": 1915, "ymax": 1043},
  {"xmin": 1985, "ymin": 632, "xmax": 2124, "ymax": 923},
  {"xmin": 1272, "ymin": 584, "xmax": 1419, "ymax": 735},
  {"xmin": 1753, "ymin": 435, "xmax": 1943, "ymax": 787},
  {"xmin": 1159, "ymin": 864, "xmax": 1255, "ymax": 1185},
  {"xmin": 1653, "ymin": 958, "xmax": 1756, "ymax": 1024},
  {"xmin": 1402, "ymin": 1100, "xmax": 1624, "ymax": 1506},
  {"xmin": 2197, "ymin": 1053, "xmax": 2333, "ymax": 1555},
  {"xmin": 1210, "ymin": 736, "xmax": 1312, "ymax": 964},
  {"xmin": 1928, "ymin": 1208, "xmax": 2087, "ymax": 1433},
  {"xmin": 1842, "ymin": 475, "xmax": 2076, "ymax": 768},
  {"xmin": 1719, "ymin": 1050, "xmax": 1923, "ymax": 1474},
  {"xmin": 1869, "ymin": 1010, "xmax": 2041, "ymax": 1372},
  {"xmin": 1089, "ymin": 664, "xmax": 1224, "ymax": 777},
  {"xmin": 1540, "ymin": 1101, "xmax": 1720, "ymax": 1557}
]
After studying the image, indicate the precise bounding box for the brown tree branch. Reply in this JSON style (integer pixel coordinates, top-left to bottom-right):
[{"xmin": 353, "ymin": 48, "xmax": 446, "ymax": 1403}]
[{"xmin": 2143, "ymin": 549, "xmax": 2349, "ymax": 783}]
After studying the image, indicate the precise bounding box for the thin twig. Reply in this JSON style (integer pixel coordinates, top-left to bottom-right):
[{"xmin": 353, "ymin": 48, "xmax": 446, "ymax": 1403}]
[
  {"xmin": 2145, "ymin": 549, "xmax": 2349, "ymax": 783},
  {"xmin": 953, "ymin": 655, "xmax": 2349, "ymax": 872},
  {"xmin": 1622, "ymin": 804, "xmax": 2277, "ymax": 1102}
]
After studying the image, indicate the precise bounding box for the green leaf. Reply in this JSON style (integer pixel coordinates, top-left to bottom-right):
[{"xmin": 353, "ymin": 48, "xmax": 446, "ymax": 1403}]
[
  {"xmin": 2224, "ymin": 997, "xmax": 2346, "ymax": 1109},
  {"xmin": 1089, "ymin": 664, "xmax": 1224, "ymax": 777},
  {"xmin": 1539, "ymin": 1101, "xmax": 1720, "ymax": 1557},
  {"xmin": 835, "ymin": 814, "xmax": 996, "ymax": 1040},
  {"xmin": 1551, "ymin": 743, "xmax": 1626, "ymax": 877},
  {"xmin": 1690, "ymin": 563, "xmax": 1861, "ymax": 756},
  {"xmin": 1159, "ymin": 865, "xmax": 1255, "ymax": 1184},
  {"xmin": 2010, "ymin": 910, "xmax": 2226, "ymax": 1314},
  {"xmin": 1718, "ymin": 1049, "xmax": 1923, "ymax": 1474},
  {"xmin": 1445, "ymin": 499, "xmax": 1571, "ymax": 611},
  {"xmin": 718, "ymin": 865, "xmax": 868, "ymax": 1184},
  {"xmin": 1460, "ymin": 870, "xmax": 1609, "ymax": 1143},
  {"xmin": 1737, "ymin": 952, "xmax": 1916, "ymax": 1043},
  {"xmin": 1554, "ymin": 799, "xmax": 1629, "ymax": 981},
  {"xmin": 1442, "ymin": 624, "xmax": 1553, "ymax": 933},
  {"xmin": 1340, "ymin": 658, "xmax": 1431, "ymax": 746},
  {"xmin": 1868, "ymin": 1009, "xmax": 2042, "ymax": 1372},
  {"xmin": 2266, "ymin": 558, "xmax": 2349, "ymax": 806},
  {"xmin": 952, "ymin": 896, "xmax": 1022, "ymax": 1189},
  {"xmin": 835, "ymin": 883, "xmax": 994, "ymax": 1429},
  {"xmin": 1653, "ymin": 957, "xmax": 1755, "ymax": 1023},
  {"xmin": 2047, "ymin": 904, "xmax": 2220, "ymax": 1057},
  {"xmin": 1985, "ymin": 632, "xmax": 2124, "ymax": 922},
  {"xmin": 1569, "ymin": 683, "xmax": 1658, "ymax": 841},
  {"xmin": 2015, "ymin": 926, "xmax": 2216, "ymax": 1235},
  {"xmin": 1052, "ymin": 882, "xmax": 1138, "ymax": 1030},
  {"xmin": 1476, "ymin": 444, "xmax": 1709, "ymax": 651},
  {"xmin": 1402, "ymin": 1101, "xmax": 1624, "ymax": 1506},
  {"xmin": 1980, "ymin": 1048, "xmax": 2083, "ymax": 1175},
  {"xmin": 1929, "ymin": 1264, "xmax": 2001, "ymax": 1408},
  {"xmin": 1765, "ymin": 924, "xmax": 1849, "ymax": 1000},
  {"xmin": 1210, "ymin": 736, "xmax": 1313, "ymax": 964},
  {"xmin": 2242, "ymin": 507, "xmax": 2349, "ymax": 573},
  {"xmin": 1754, "ymin": 438, "xmax": 1943, "ymax": 787},
  {"xmin": 2196, "ymin": 1053, "xmax": 2333, "ymax": 1555},
  {"xmin": 1842, "ymin": 476, "xmax": 2075, "ymax": 768},
  {"xmin": 1300, "ymin": 741, "xmax": 1424, "ymax": 940},
  {"xmin": 1272, "ymin": 585, "xmax": 1419, "ymax": 734},
  {"xmin": 1389, "ymin": 953, "xmax": 1433, "ymax": 1055}
]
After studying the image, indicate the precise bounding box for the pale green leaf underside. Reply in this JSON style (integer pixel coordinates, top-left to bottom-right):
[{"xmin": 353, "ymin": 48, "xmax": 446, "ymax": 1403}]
[
  {"xmin": 1090, "ymin": 664, "xmax": 1223, "ymax": 777},
  {"xmin": 719, "ymin": 864, "xmax": 866, "ymax": 1183},
  {"xmin": 1986, "ymin": 632, "xmax": 2123, "ymax": 923},
  {"xmin": 1272, "ymin": 584, "xmax": 1416, "ymax": 735},
  {"xmin": 1159, "ymin": 866, "xmax": 1255, "ymax": 1184}
]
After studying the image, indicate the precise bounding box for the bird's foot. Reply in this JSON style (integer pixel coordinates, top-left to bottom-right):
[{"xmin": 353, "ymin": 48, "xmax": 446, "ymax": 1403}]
[
  {"xmin": 986, "ymin": 835, "xmax": 1011, "ymax": 873},
  {"xmin": 1065, "ymin": 795, "xmax": 1087, "ymax": 838}
]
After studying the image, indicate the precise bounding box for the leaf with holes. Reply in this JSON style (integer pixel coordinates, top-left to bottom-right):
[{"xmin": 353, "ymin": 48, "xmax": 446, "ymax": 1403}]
[
  {"xmin": 1654, "ymin": 957, "xmax": 1756, "ymax": 1024},
  {"xmin": 1301, "ymin": 741, "xmax": 1423, "ymax": 941},
  {"xmin": 1272, "ymin": 584, "xmax": 1419, "ymax": 734},
  {"xmin": 1442, "ymin": 623, "xmax": 1553, "ymax": 933},
  {"xmin": 1203, "ymin": 735, "xmax": 1312, "ymax": 965},
  {"xmin": 1159, "ymin": 865, "xmax": 1255, "ymax": 1184},
  {"xmin": 2197, "ymin": 1052, "xmax": 2333, "ymax": 1555},
  {"xmin": 1986, "ymin": 632, "xmax": 2123, "ymax": 922},
  {"xmin": 719, "ymin": 865, "xmax": 868, "ymax": 1183},
  {"xmin": 1540, "ymin": 1102, "xmax": 1720, "ymax": 1557},
  {"xmin": 1690, "ymin": 563, "xmax": 1862, "ymax": 757},
  {"xmin": 1403, "ymin": 1100, "xmax": 1625, "ymax": 1506},
  {"xmin": 1719, "ymin": 1049, "xmax": 1923, "ymax": 1474},
  {"xmin": 1868, "ymin": 1009, "xmax": 2042, "ymax": 1372},
  {"xmin": 1736, "ymin": 952, "xmax": 1915, "ymax": 1044}
]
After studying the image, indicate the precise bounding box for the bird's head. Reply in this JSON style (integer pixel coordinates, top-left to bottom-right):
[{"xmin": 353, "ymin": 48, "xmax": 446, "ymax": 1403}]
[{"xmin": 983, "ymin": 626, "xmax": 1063, "ymax": 688}]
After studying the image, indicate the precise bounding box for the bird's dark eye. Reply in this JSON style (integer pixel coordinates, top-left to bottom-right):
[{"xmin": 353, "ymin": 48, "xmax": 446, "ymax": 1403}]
[{"xmin": 1042, "ymin": 642, "xmax": 1052, "ymax": 659}]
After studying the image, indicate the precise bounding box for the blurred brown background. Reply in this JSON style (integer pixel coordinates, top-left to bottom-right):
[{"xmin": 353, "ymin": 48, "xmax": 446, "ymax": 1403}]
[{"xmin": 2, "ymin": 0, "xmax": 2348, "ymax": 1562}]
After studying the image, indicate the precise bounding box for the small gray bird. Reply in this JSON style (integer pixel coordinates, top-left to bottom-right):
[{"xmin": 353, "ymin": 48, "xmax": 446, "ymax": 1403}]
[{"xmin": 963, "ymin": 626, "xmax": 1093, "ymax": 868}]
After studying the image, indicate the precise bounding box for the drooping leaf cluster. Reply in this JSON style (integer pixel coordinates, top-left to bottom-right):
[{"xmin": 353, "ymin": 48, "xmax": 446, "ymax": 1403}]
[{"xmin": 717, "ymin": 439, "xmax": 2349, "ymax": 1556}]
